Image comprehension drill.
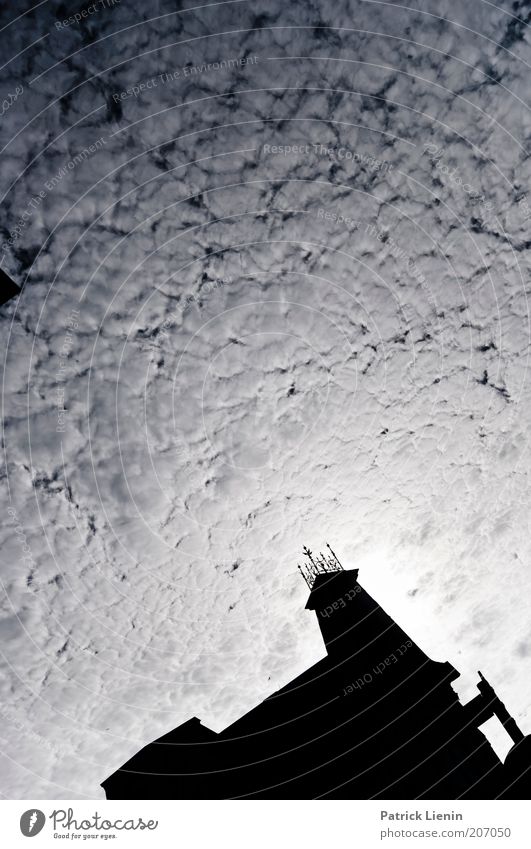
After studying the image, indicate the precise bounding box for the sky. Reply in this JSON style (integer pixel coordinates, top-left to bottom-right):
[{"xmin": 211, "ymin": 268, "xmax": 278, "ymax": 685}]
[{"xmin": 1, "ymin": 0, "xmax": 531, "ymax": 798}]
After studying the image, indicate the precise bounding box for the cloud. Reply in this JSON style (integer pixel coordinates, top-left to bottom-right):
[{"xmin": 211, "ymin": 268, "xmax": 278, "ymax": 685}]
[{"xmin": 0, "ymin": 0, "xmax": 530, "ymax": 797}]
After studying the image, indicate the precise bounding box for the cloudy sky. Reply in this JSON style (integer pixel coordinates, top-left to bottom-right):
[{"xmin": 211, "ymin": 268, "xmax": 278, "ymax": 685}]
[{"xmin": 1, "ymin": 0, "xmax": 531, "ymax": 798}]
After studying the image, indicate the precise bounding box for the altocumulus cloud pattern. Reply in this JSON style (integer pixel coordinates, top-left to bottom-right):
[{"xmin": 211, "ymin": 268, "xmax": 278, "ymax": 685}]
[{"xmin": 1, "ymin": 0, "xmax": 531, "ymax": 799}]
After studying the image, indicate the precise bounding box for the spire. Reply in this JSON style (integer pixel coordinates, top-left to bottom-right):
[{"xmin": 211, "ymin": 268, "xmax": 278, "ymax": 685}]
[{"xmin": 298, "ymin": 543, "xmax": 344, "ymax": 589}]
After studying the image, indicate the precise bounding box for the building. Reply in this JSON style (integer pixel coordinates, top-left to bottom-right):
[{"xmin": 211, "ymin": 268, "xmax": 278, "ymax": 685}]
[
  {"xmin": 0, "ymin": 269, "xmax": 21, "ymax": 308},
  {"xmin": 102, "ymin": 546, "xmax": 529, "ymax": 799}
]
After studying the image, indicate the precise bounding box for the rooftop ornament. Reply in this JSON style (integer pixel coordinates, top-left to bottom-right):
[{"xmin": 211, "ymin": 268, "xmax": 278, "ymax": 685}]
[{"xmin": 297, "ymin": 542, "xmax": 344, "ymax": 589}]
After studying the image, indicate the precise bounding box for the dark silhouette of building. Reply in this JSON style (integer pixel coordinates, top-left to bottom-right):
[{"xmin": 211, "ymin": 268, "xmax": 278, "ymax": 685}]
[
  {"xmin": 102, "ymin": 546, "xmax": 529, "ymax": 799},
  {"xmin": 0, "ymin": 269, "xmax": 21, "ymax": 307}
]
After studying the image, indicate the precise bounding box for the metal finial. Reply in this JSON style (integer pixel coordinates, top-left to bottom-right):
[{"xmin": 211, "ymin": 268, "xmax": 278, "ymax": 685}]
[
  {"xmin": 297, "ymin": 562, "xmax": 312, "ymax": 589},
  {"xmin": 326, "ymin": 542, "xmax": 344, "ymax": 569},
  {"xmin": 303, "ymin": 545, "xmax": 317, "ymax": 567}
]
